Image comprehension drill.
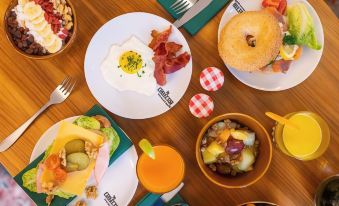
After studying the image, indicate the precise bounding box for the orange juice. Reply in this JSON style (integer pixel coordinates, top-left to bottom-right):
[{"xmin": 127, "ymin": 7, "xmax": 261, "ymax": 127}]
[
  {"xmin": 283, "ymin": 113, "xmax": 322, "ymax": 158},
  {"xmin": 136, "ymin": 145, "xmax": 185, "ymax": 193},
  {"xmin": 274, "ymin": 111, "xmax": 330, "ymax": 160}
]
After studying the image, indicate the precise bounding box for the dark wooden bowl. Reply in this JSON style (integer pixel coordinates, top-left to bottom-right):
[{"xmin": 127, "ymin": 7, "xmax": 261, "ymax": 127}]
[{"xmin": 3, "ymin": 0, "xmax": 77, "ymax": 59}]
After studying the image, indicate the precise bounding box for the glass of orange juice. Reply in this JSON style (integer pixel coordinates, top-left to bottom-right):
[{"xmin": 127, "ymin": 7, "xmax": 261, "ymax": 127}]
[
  {"xmin": 273, "ymin": 111, "xmax": 330, "ymax": 160},
  {"xmin": 136, "ymin": 145, "xmax": 185, "ymax": 193}
]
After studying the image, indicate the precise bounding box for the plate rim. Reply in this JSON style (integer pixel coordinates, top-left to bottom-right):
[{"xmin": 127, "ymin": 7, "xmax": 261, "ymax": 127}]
[
  {"xmin": 217, "ymin": 0, "xmax": 324, "ymax": 91},
  {"xmin": 84, "ymin": 11, "xmax": 193, "ymax": 119}
]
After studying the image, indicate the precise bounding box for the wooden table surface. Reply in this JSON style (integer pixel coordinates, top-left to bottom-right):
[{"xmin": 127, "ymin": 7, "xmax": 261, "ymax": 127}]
[{"xmin": 0, "ymin": 0, "xmax": 338, "ymax": 205}]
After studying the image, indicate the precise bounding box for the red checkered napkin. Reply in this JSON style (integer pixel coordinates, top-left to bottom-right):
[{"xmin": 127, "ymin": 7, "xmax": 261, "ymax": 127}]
[
  {"xmin": 200, "ymin": 67, "xmax": 224, "ymax": 91},
  {"xmin": 189, "ymin": 94, "xmax": 214, "ymax": 118}
]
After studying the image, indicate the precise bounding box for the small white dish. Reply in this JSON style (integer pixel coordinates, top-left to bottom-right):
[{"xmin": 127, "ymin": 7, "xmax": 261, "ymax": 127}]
[
  {"xmin": 84, "ymin": 12, "xmax": 192, "ymax": 119},
  {"xmin": 218, "ymin": 0, "xmax": 324, "ymax": 91},
  {"xmin": 30, "ymin": 116, "xmax": 138, "ymax": 206}
]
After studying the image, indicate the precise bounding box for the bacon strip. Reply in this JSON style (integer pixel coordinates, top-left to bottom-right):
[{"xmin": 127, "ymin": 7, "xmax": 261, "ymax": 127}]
[
  {"xmin": 153, "ymin": 55, "xmax": 167, "ymax": 85},
  {"xmin": 149, "ymin": 26, "xmax": 191, "ymax": 85},
  {"xmin": 149, "ymin": 26, "xmax": 172, "ymax": 51},
  {"xmin": 166, "ymin": 42, "xmax": 182, "ymax": 58},
  {"xmin": 164, "ymin": 52, "xmax": 191, "ymax": 74}
]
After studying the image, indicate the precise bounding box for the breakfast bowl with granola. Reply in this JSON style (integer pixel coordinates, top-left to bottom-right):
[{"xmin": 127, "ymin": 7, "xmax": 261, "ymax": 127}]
[
  {"xmin": 196, "ymin": 113, "xmax": 272, "ymax": 188},
  {"xmin": 4, "ymin": 0, "xmax": 76, "ymax": 59}
]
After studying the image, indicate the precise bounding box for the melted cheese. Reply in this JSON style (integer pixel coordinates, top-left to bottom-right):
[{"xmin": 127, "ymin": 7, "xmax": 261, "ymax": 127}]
[{"xmin": 41, "ymin": 122, "xmax": 104, "ymax": 195}]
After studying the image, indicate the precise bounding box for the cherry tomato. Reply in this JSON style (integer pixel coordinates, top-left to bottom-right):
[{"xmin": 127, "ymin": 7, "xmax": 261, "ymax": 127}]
[
  {"xmin": 262, "ymin": 0, "xmax": 280, "ymax": 8},
  {"xmin": 262, "ymin": 0, "xmax": 287, "ymax": 15},
  {"xmin": 277, "ymin": 0, "xmax": 287, "ymax": 15},
  {"xmin": 54, "ymin": 167, "xmax": 67, "ymax": 183},
  {"xmin": 45, "ymin": 154, "xmax": 61, "ymax": 170}
]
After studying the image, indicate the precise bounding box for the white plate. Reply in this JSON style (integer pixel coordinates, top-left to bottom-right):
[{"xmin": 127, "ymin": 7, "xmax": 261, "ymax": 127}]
[
  {"xmin": 85, "ymin": 12, "xmax": 192, "ymax": 119},
  {"xmin": 30, "ymin": 116, "xmax": 138, "ymax": 206},
  {"xmin": 218, "ymin": 0, "xmax": 324, "ymax": 91}
]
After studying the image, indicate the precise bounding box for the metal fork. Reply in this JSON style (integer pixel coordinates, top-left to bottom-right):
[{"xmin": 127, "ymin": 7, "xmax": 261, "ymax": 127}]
[
  {"xmin": 170, "ymin": 0, "xmax": 198, "ymax": 15},
  {"xmin": 0, "ymin": 76, "xmax": 76, "ymax": 152}
]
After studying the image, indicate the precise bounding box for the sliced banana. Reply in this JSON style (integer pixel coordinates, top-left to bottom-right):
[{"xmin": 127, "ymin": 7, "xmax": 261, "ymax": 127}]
[
  {"xmin": 30, "ymin": 20, "xmax": 47, "ymax": 31},
  {"xmin": 37, "ymin": 24, "xmax": 53, "ymax": 37},
  {"xmin": 42, "ymin": 33, "xmax": 57, "ymax": 47},
  {"xmin": 46, "ymin": 38, "xmax": 62, "ymax": 53},
  {"xmin": 24, "ymin": 2, "xmax": 43, "ymax": 20},
  {"xmin": 31, "ymin": 13, "xmax": 45, "ymax": 25}
]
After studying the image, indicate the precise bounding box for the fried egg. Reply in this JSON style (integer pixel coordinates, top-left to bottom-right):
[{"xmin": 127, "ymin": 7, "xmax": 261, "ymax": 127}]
[{"xmin": 101, "ymin": 36, "xmax": 156, "ymax": 96}]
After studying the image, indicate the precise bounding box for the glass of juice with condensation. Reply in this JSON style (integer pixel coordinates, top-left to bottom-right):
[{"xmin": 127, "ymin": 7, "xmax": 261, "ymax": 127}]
[
  {"xmin": 136, "ymin": 145, "xmax": 185, "ymax": 193},
  {"xmin": 273, "ymin": 111, "xmax": 330, "ymax": 160}
]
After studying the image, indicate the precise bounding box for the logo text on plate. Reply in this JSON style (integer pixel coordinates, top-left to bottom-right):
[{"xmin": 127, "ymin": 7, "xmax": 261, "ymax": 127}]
[
  {"xmin": 104, "ymin": 192, "xmax": 118, "ymax": 206},
  {"xmin": 233, "ymin": 0, "xmax": 245, "ymax": 13},
  {"xmin": 158, "ymin": 87, "xmax": 174, "ymax": 108}
]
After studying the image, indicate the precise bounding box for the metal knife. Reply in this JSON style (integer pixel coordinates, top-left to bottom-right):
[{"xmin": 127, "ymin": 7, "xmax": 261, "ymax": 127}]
[{"xmin": 173, "ymin": 0, "xmax": 213, "ymax": 28}]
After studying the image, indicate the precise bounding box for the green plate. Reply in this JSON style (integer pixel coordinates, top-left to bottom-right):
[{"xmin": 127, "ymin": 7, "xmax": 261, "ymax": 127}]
[{"xmin": 14, "ymin": 105, "xmax": 133, "ymax": 206}]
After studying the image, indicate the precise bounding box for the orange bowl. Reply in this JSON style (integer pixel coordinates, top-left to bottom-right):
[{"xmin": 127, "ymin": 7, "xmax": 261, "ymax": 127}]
[
  {"xmin": 3, "ymin": 0, "xmax": 77, "ymax": 59},
  {"xmin": 196, "ymin": 113, "xmax": 272, "ymax": 188}
]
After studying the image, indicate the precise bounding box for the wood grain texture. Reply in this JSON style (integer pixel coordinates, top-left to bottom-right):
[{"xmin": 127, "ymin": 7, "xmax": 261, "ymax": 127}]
[{"xmin": 0, "ymin": 0, "xmax": 338, "ymax": 205}]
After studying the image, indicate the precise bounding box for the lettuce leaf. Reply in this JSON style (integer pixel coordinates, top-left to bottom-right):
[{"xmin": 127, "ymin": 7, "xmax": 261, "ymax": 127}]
[
  {"xmin": 287, "ymin": 3, "xmax": 322, "ymax": 50},
  {"xmin": 22, "ymin": 168, "xmax": 38, "ymax": 192},
  {"xmin": 53, "ymin": 189, "xmax": 75, "ymax": 199},
  {"xmin": 100, "ymin": 127, "xmax": 120, "ymax": 156},
  {"xmin": 73, "ymin": 116, "xmax": 100, "ymax": 130}
]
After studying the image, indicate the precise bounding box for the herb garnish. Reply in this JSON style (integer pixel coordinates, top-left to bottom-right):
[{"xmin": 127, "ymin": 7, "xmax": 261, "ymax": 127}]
[{"xmin": 283, "ymin": 34, "xmax": 297, "ymax": 45}]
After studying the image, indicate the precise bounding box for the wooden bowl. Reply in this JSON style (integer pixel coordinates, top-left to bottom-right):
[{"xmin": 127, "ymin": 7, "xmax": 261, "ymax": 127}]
[
  {"xmin": 3, "ymin": 0, "xmax": 77, "ymax": 60},
  {"xmin": 196, "ymin": 113, "xmax": 272, "ymax": 188}
]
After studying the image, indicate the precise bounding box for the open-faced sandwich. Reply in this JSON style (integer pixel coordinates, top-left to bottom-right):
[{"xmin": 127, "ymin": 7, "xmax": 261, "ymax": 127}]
[
  {"xmin": 218, "ymin": 0, "xmax": 322, "ymax": 73},
  {"xmin": 21, "ymin": 115, "xmax": 120, "ymax": 205}
]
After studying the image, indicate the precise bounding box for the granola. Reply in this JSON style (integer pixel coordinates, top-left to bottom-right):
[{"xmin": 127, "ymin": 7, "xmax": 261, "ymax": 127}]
[
  {"xmin": 85, "ymin": 185, "xmax": 98, "ymax": 199},
  {"xmin": 46, "ymin": 194, "xmax": 54, "ymax": 206},
  {"xmin": 85, "ymin": 141, "xmax": 98, "ymax": 160}
]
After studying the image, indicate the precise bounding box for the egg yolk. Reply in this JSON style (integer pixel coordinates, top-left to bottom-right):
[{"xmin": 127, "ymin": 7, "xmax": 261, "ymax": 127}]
[{"xmin": 119, "ymin": 51, "xmax": 143, "ymax": 74}]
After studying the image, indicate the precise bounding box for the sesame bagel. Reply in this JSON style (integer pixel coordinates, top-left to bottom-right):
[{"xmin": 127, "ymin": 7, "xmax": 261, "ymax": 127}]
[{"xmin": 218, "ymin": 11, "xmax": 283, "ymax": 72}]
